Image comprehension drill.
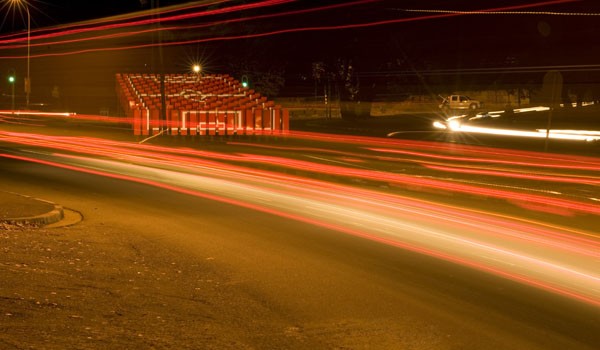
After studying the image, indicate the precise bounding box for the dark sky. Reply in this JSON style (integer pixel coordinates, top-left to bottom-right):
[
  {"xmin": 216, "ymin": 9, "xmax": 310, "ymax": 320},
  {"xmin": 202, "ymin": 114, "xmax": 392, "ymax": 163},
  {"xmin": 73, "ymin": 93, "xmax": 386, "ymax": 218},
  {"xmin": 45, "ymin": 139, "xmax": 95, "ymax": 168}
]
[
  {"xmin": 1, "ymin": 0, "xmax": 599, "ymax": 108},
  {"xmin": 10, "ymin": 0, "xmax": 600, "ymax": 33},
  {"xmin": 3, "ymin": 0, "xmax": 599, "ymax": 72},
  {"xmin": 2, "ymin": 0, "xmax": 191, "ymax": 31}
]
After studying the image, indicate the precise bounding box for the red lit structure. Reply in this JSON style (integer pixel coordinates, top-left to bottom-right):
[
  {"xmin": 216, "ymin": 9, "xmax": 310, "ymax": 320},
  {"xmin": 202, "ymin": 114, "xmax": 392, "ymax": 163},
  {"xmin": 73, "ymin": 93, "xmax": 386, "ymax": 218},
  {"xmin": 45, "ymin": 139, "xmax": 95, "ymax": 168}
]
[{"xmin": 116, "ymin": 73, "xmax": 289, "ymax": 136}]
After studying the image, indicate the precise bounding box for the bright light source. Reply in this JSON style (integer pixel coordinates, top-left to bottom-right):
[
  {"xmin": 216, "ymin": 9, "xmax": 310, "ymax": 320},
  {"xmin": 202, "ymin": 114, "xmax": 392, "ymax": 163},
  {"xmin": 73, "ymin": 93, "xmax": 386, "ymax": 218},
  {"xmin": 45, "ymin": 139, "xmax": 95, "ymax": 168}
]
[
  {"xmin": 448, "ymin": 120, "xmax": 461, "ymax": 130},
  {"xmin": 433, "ymin": 121, "xmax": 447, "ymax": 129},
  {"xmin": 8, "ymin": 76, "xmax": 15, "ymax": 83},
  {"xmin": 514, "ymin": 106, "xmax": 550, "ymax": 113},
  {"xmin": 192, "ymin": 64, "xmax": 201, "ymax": 73},
  {"xmin": 457, "ymin": 125, "xmax": 600, "ymax": 142}
]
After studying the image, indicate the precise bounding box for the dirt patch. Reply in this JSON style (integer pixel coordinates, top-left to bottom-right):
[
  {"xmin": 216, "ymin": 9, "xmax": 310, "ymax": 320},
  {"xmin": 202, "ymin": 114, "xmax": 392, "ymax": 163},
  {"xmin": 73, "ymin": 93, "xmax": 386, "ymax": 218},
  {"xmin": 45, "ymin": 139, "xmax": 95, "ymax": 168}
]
[{"xmin": 0, "ymin": 225, "xmax": 277, "ymax": 349}]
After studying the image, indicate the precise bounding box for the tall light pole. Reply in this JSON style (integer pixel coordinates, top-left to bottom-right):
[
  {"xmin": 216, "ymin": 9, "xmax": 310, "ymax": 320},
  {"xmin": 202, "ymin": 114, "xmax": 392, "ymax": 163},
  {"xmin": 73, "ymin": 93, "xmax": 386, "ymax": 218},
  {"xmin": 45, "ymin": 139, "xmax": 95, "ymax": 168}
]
[
  {"xmin": 10, "ymin": 0, "xmax": 30, "ymax": 109},
  {"xmin": 192, "ymin": 64, "xmax": 201, "ymax": 81},
  {"xmin": 25, "ymin": 3, "xmax": 30, "ymax": 109}
]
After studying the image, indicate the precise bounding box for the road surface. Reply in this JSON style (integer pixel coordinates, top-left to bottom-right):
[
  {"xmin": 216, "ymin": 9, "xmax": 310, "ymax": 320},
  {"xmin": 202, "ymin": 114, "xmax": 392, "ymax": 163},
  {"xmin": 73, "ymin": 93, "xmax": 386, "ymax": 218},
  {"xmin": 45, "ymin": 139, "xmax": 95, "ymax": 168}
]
[{"xmin": 0, "ymin": 113, "xmax": 599, "ymax": 349}]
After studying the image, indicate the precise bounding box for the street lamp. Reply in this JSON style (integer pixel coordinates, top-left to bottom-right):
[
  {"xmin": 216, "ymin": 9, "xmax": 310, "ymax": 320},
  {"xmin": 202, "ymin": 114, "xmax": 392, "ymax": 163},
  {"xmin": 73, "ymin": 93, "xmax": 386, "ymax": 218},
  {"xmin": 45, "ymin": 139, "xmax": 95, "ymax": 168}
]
[
  {"xmin": 192, "ymin": 64, "xmax": 201, "ymax": 81},
  {"xmin": 11, "ymin": 0, "xmax": 30, "ymax": 109},
  {"xmin": 25, "ymin": 3, "xmax": 30, "ymax": 109}
]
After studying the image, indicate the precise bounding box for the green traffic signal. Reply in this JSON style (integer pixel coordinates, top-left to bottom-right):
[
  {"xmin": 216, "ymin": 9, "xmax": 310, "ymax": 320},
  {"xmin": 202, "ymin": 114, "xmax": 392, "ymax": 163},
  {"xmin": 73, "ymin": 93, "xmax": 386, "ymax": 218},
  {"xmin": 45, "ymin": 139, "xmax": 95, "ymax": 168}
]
[{"xmin": 8, "ymin": 76, "xmax": 15, "ymax": 83}]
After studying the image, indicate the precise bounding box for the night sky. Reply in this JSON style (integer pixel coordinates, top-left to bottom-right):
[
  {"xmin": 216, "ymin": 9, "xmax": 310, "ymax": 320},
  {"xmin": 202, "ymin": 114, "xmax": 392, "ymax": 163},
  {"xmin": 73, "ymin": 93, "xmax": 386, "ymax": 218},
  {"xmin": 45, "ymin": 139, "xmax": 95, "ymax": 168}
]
[
  {"xmin": 3, "ymin": 0, "xmax": 599, "ymax": 68},
  {"xmin": 2, "ymin": 0, "xmax": 186, "ymax": 30},
  {"xmin": 1, "ymin": 0, "xmax": 599, "ymax": 110}
]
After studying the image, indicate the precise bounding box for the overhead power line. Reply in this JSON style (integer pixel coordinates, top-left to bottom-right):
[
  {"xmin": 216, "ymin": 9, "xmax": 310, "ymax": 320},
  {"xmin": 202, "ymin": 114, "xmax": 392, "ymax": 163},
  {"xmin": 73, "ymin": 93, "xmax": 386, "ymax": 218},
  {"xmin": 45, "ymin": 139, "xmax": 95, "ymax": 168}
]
[{"xmin": 397, "ymin": 8, "xmax": 600, "ymax": 16}]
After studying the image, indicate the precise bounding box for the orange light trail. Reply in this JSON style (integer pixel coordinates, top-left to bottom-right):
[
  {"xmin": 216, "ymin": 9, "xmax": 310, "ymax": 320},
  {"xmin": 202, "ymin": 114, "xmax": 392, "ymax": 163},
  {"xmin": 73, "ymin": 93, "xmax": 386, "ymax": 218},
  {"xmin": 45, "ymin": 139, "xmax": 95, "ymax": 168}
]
[
  {"xmin": 288, "ymin": 131, "xmax": 600, "ymax": 167},
  {"xmin": 0, "ymin": 0, "xmax": 234, "ymax": 41},
  {"xmin": 367, "ymin": 147, "xmax": 600, "ymax": 171},
  {"xmin": 1, "ymin": 131, "xmax": 599, "ymax": 219},
  {"xmin": 0, "ymin": 149, "xmax": 598, "ymax": 308},
  {"xmin": 423, "ymin": 164, "xmax": 600, "ymax": 185},
  {"xmin": 0, "ymin": 0, "xmax": 293, "ymax": 45},
  {"xmin": 0, "ymin": 0, "xmax": 575, "ymax": 59},
  {"xmin": 0, "ymin": 0, "xmax": 383, "ymax": 51}
]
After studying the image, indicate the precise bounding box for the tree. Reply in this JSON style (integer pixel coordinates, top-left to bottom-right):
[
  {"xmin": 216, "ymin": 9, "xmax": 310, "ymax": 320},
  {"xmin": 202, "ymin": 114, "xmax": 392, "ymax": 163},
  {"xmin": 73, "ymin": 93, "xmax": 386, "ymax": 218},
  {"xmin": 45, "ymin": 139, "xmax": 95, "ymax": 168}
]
[
  {"xmin": 310, "ymin": 58, "xmax": 369, "ymax": 120},
  {"xmin": 311, "ymin": 62, "xmax": 326, "ymax": 98},
  {"xmin": 226, "ymin": 57, "xmax": 285, "ymax": 97}
]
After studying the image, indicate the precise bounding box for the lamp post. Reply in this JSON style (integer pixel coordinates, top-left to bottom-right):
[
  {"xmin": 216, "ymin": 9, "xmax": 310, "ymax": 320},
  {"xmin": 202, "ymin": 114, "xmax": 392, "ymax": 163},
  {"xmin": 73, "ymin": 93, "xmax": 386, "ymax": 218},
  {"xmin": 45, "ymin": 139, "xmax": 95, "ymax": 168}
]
[
  {"xmin": 25, "ymin": 4, "xmax": 30, "ymax": 109},
  {"xmin": 10, "ymin": 0, "xmax": 30, "ymax": 109},
  {"xmin": 192, "ymin": 64, "xmax": 201, "ymax": 82}
]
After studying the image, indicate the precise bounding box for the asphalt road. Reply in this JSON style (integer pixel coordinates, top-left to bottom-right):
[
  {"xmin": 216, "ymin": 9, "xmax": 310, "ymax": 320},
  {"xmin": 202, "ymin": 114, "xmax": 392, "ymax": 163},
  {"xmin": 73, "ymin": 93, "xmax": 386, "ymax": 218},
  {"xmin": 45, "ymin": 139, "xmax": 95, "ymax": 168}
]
[
  {"xmin": 1, "ymin": 114, "xmax": 599, "ymax": 349},
  {"xmin": 1, "ymin": 156, "xmax": 598, "ymax": 349}
]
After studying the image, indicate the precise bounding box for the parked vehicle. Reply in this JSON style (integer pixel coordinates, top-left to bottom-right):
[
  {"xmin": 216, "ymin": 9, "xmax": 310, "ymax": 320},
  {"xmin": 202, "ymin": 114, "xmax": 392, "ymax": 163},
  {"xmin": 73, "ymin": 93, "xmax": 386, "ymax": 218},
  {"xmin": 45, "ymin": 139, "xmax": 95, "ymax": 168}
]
[{"xmin": 439, "ymin": 95, "xmax": 482, "ymax": 111}]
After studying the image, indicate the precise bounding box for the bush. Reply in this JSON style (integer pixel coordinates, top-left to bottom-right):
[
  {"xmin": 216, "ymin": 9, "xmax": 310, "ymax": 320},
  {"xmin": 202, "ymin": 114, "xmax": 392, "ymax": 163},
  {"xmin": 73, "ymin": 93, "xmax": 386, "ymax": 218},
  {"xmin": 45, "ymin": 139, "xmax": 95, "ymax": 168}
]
[{"xmin": 340, "ymin": 100, "xmax": 371, "ymax": 120}]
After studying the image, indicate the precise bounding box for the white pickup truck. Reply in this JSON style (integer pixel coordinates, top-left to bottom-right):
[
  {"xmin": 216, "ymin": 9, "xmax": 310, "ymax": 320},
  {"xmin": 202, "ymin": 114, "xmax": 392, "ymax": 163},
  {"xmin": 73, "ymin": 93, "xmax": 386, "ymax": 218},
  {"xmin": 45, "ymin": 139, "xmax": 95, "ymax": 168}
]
[{"xmin": 439, "ymin": 95, "xmax": 482, "ymax": 111}]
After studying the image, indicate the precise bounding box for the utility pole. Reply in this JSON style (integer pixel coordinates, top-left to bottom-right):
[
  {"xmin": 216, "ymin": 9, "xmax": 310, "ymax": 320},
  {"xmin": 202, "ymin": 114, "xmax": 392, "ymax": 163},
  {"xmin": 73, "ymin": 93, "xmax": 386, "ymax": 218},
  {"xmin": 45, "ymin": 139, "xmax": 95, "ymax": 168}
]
[
  {"xmin": 25, "ymin": 5, "xmax": 30, "ymax": 109},
  {"xmin": 151, "ymin": 0, "xmax": 166, "ymax": 135}
]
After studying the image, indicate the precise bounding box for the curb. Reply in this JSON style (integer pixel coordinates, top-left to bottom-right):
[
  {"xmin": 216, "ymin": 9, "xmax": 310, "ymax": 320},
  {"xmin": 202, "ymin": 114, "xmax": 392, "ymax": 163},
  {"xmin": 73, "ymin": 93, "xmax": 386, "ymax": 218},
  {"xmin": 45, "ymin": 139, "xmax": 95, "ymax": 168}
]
[{"xmin": 0, "ymin": 194, "xmax": 65, "ymax": 227}]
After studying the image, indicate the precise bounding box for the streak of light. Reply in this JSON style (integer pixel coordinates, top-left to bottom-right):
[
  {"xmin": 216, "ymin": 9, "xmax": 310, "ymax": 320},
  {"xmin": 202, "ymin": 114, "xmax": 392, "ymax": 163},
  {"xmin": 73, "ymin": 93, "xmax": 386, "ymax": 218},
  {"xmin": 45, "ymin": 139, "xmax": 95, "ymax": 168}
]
[
  {"xmin": 0, "ymin": 110, "xmax": 75, "ymax": 117},
  {"xmin": 266, "ymin": 143, "xmax": 587, "ymax": 186},
  {"xmin": 0, "ymin": 116, "xmax": 43, "ymax": 126},
  {"xmin": 537, "ymin": 129, "xmax": 600, "ymax": 136},
  {"xmin": 3, "ymin": 127, "xmax": 597, "ymax": 184},
  {"xmin": 24, "ymin": 147, "xmax": 600, "ymax": 251},
  {"xmin": 0, "ymin": 0, "xmax": 383, "ymax": 51},
  {"xmin": 2, "ymin": 131, "xmax": 596, "ymax": 246},
  {"xmin": 0, "ymin": 0, "xmax": 572, "ymax": 59},
  {"xmin": 0, "ymin": 0, "xmax": 293, "ymax": 45},
  {"xmin": 400, "ymin": 3, "xmax": 600, "ymax": 17},
  {"xmin": 304, "ymin": 155, "xmax": 371, "ymax": 169},
  {"xmin": 1, "ymin": 111, "xmax": 137, "ymax": 126},
  {"xmin": 515, "ymin": 106, "xmax": 551, "ymax": 113},
  {"xmin": 367, "ymin": 147, "xmax": 600, "ymax": 171},
  {"xmin": 456, "ymin": 125, "xmax": 600, "ymax": 142},
  {"xmin": 0, "ymin": 151, "xmax": 598, "ymax": 308},
  {"xmin": 287, "ymin": 131, "xmax": 600, "ymax": 168},
  {"xmin": 362, "ymin": 64, "xmax": 600, "ymax": 77},
  {"xmin": 232, "ymin": 153, "xmax": 600, "ymax": 216},
  {"xmin": 423, "ymin": 164, "xmax": 600, "ymax": 185},
  {"xmin": 0, "ymin": 25, "xmax": 170, "ymax": 50},
  {"xmin": 1, "ymin": 131, "xmax": 598, "ymax": 217},
  {"xmin": 226, "ymin": 141, "xmax": 598, "ymax": 188}
]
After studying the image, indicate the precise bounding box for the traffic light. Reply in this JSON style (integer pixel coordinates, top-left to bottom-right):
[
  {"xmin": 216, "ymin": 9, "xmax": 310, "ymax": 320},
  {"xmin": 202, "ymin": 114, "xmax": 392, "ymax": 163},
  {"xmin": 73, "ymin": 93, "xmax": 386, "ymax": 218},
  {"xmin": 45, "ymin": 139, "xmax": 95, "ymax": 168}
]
[
  {"xmin": 241, "ymin": 75, "xmax": 249, "ymax": 88},
  {"xmin": 8, "ymin": 72, "xmax": 15, "ymax": 110}
]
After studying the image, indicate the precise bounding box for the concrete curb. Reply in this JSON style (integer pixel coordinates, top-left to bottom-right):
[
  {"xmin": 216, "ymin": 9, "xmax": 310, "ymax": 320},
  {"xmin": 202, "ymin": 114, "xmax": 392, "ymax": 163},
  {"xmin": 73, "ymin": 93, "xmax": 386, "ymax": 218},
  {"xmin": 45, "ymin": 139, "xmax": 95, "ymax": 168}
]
[{"xmin": 0, "ymin": 194, "xmax": 65, "ymax": 227}]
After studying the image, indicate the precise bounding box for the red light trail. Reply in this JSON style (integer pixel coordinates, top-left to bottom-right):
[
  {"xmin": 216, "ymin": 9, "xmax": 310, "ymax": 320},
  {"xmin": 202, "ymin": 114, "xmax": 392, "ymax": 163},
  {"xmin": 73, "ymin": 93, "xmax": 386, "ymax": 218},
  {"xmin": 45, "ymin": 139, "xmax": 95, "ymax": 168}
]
[
  {"xmin": 423, "ymin": 164, "xmax": 600, "ymax": 186},
  {"xmin": 0, "ymin": 135, "xmax": 598, "ymax": 308},
  {"xmin": 0, "ymin": 0, "xmax": 384, "ymax": 51},
  {"xmin": 0, "ymin": 0, "xmax": 292, "ymax": 44},
  {"xmin": 0, "ymin": 0, "xmax": 576, "ymax": 59},
  {"xmin": 367, "ymin": 147, "xmax": 600, "ymax": 171},
  {"xmin": 2, "ymin": 130, "xmax": 597, "ymax": 216}
]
